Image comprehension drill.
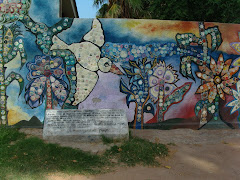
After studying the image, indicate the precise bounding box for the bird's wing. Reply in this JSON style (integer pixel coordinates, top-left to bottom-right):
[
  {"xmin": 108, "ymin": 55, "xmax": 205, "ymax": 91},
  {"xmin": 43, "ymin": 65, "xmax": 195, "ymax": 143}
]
[
  {"xmin": 83, "ymin": 19, "xmax": 104, "ymax": 47},
  {"xmin": 72, "ymin": 64, "xmax": 99, "ymax": 105}
]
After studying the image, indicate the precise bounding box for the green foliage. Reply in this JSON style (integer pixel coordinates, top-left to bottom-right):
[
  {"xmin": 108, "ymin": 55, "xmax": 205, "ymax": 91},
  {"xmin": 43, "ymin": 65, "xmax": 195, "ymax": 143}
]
[
  {"xmin": 94, "ymin": 0, "xmax": 240, "ymax": 23},
  {"xmin": 96, "ymin": 3, "xmax": 109, "ymax": 18},
  {"xmin": 0, "ymin": 126, "xmax": 25, "ymax": 145},
  {"xmin": 0, "ymin": 126, "xmax": 107, "ymax": 179},
  {"xmin": 105, "ymin": 136, "xmax": 168, "ymax": 166},
  {"xmin": 107, "ymin": 3, "xmax": 121, "ymax": 18},
  {"xmin": 0, "ymin": 128, "xmax": 168, "ymax": 179},
  {"xmin": 149, "ymin": 0, "xmax": 240, "ymax": 23},
  {"xmin": 94, "ymin": 0, "xmax": 151, "ymax": 18},
  {"xmin": 0, "ymin": 137, "xmax": 107, "ymax": 179},
  {"xmin": 94, "ymin": 0, "xmax": 108, "ymax": 7}
]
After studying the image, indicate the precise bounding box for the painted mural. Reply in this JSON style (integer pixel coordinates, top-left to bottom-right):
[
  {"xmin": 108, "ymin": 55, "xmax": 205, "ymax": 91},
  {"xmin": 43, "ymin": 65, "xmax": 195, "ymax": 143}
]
[{"xmin": 1, "ymin": 0, "xmax": 240, "ymax": 129}]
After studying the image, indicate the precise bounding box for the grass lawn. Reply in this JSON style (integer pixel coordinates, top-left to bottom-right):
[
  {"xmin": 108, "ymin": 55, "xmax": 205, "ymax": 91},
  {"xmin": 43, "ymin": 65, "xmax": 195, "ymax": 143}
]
[{"xmin": 0, "ymin": 126, "xmax": 168, "ymax": 180}]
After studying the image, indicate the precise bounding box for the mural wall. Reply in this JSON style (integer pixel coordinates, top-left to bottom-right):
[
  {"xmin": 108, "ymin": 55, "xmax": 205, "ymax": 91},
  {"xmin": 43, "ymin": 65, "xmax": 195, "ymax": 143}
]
[{"xmin": 1, "ymin": 0, "xmax": 240, "ymax": 129}]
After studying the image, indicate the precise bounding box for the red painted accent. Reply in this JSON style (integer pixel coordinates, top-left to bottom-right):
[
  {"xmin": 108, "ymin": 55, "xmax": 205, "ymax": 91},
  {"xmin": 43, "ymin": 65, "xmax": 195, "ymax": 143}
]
[
  {"xmin": 146, "ymin": 113, "xmax": 158, "ymax": 124},
  {"xmin": 146, "ymin": 82, "xmax": 193, "ymax": 124}
]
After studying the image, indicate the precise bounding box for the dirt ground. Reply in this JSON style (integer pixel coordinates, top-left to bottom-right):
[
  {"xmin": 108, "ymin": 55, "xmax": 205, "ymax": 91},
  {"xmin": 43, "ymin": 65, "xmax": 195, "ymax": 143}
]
[{"xmin": 20, "ymin": 128, "xmax": 240, "ymax": 180}]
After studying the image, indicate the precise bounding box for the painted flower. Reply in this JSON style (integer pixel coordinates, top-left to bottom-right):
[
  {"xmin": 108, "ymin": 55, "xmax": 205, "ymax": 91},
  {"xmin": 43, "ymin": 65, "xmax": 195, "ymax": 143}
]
[
  {"xmin": 148, "ymin": 61, "xmax": 179, "ymax": 103},
  {"xmin": 230, "ymin": 42, "xmax": 240, "ymax": 78},
  {"xmin": 25, "ymin": 56, "xmax": 69, "ymax": 108},
  {"xmin": 0, "ymin": 0, "xmax": 31, "ymax": 24},
  {"xmin": 196, "ymin": 54, "xmax": 239, "ymax": 103},
  {"xmin": 227, "ymin": 81, "xmax": 240, "ymax": 114}
]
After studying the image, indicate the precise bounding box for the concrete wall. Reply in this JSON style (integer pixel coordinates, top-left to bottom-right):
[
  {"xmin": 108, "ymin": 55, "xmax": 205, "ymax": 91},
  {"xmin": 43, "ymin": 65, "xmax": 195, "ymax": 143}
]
[{"xmin": 1, "ymin": 0, "xmax": 240, "ymax": 129}]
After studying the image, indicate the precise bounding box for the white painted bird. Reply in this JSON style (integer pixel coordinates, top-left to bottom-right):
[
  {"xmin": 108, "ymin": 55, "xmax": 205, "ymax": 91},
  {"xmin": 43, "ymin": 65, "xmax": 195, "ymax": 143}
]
[{"xmin": 50, "ymin": 19, "xmax": 121, "ymax": 106}]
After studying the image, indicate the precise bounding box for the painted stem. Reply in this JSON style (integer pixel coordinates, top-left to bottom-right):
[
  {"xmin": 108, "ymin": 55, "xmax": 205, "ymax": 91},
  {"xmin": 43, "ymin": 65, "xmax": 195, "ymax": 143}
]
[
  {"xmin": 133, "ymin": 94, "xmax": 150, "ymax": 129},
  {"xmin": 133, "ymin": 102, "xmax": 143, "ymax": 129},
  {"xmin": 199, "ymin": 22, "xmax": 209, "ymax": 123},
  {"xmin": 0, "ymin": 25, "xmax": 7, "ymax": 125},
  {"xmin": 46, "ymin": 78, "xmax": 52, "ymax": 109},
  {"xmin": 238, "ymin": 109, "xmax": 240, "ymax": 128},
  {"xmin": 157, "ymin": 86, "xmax": 164, "ymax": 122},
  {"xmin": 133, "ymin": 78, "xmax": 149, "ymax": 129},
  {"xmin": 213, "ymin": 95, "xmax": 220, "ymax": 121}
]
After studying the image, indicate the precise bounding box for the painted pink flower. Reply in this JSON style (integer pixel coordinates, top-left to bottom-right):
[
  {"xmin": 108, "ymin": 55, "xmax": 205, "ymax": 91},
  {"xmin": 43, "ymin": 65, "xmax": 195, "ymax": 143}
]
[{"xmin": 148, "ymin": 61, "xmax": 179, "ymax": 103}]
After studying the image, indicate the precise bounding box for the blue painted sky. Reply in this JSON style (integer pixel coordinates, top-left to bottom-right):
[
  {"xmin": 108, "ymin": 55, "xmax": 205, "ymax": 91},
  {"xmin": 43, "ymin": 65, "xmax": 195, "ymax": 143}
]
[{"xmin": 76, "ymin": 0, "xmax": 99, "ymax": 18}]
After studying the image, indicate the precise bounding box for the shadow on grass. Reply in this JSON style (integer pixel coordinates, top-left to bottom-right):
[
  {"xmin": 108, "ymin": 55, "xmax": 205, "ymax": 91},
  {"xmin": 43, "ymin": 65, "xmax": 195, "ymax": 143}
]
[
  {"xmin": 0, "ymin": 126, "xmax": 107, "ymax": 180},
  {"xmin": 0, "ymin": 126, "xmax": 168, "ymax": 180}
]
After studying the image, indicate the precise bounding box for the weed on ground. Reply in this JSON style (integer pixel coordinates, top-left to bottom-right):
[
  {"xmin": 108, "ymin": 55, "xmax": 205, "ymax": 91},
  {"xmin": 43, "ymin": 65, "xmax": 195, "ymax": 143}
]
[{"xmin": 105, "ymin": 136, "xmax": 169, "ymax": 166}]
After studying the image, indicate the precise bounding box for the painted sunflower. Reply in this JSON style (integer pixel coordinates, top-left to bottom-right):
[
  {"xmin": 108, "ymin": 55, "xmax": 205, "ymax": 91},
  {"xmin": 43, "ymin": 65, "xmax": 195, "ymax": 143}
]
[{"xmin": 196, "ymin": 54, "xmax": 239, "ymax": 103}]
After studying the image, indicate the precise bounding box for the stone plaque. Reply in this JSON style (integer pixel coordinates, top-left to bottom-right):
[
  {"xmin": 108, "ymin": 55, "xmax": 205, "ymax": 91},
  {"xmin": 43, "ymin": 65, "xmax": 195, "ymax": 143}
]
[{"xmin": 43, "ymin": 109, "xmax": 129, "ymax": 141}]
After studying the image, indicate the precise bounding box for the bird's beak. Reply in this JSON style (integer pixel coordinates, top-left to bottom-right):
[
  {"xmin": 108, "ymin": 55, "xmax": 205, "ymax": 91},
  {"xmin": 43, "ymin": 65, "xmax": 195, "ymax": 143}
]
[{"xmin": 110, "ymin": 63, "xmax": 123, "ymax": 75}]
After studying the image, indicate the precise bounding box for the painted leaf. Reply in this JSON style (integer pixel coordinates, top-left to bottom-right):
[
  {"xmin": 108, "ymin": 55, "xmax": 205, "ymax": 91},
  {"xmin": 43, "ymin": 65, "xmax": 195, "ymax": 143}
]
[
  {"xmin": 163, "ymin": 82, "xmax": 192, "ymax": 113},
  {"xmin": 5, "ymin": 72, "xmax": 24, "ymax": 96},
  {"xmin": 3, "ymin": 28, "xmax": 13, "ymax": 56},
  {"xmin": 180, "ymin": 57, "xmax": 195, "ymax": 80},
  {"xmin": 230, "ymin": 42, "xmax": 240, "ymax": 54},
  {"xmin": 130, "ymin": 74, "xmax": 142, "ymax": 84},
  {"xmin": 120, "ymin": 78, "xmax": 136, "ymax": 107},
  {"xmin": 205, "ymin": 26, "xmax": 222, "ymax": 51},
  {"xmin": 194, "ymin": 100, "xmax": 206, "ymax": 116},
  {"xmin": 142, "ymin": 57, "xmax": 147, "ymax": 65},
  {"xmin": 122, "ymin": 67, "xmax": 140, "ymax": 77},
  {"xmin": 129, "ymin": 60, "xmax": 140, "ymax": 69},
  {"xmin": 180, "ymin": 61, "xmax": 187, "ymax": 77},
  {"xmin": 152, "ymin": 58, "xmax": 157, "ymax": 69},
  {"xmin": 200, "ymin": 100, "xmax": 216, "ymax": 115},
  {"xmin": 50, "ymin": 76, "xmax": 69, "ymax": 107},
  {"xmin": 25, "ymin": 77, "xmax": 47, "ymax": 108}
]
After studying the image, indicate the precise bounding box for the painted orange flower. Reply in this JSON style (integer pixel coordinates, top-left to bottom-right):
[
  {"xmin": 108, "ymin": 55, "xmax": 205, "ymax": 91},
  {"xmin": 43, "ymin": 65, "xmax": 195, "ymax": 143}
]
[{"xmin": 196, "ymin": 54, "xmax": 239, "ymax": 103}]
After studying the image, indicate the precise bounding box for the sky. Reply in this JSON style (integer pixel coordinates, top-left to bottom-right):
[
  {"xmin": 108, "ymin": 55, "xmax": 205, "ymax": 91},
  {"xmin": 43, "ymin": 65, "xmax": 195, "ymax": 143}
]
[{"xmin": 76, "ymin": 0, "xmax": 99, "ymax": 18}]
